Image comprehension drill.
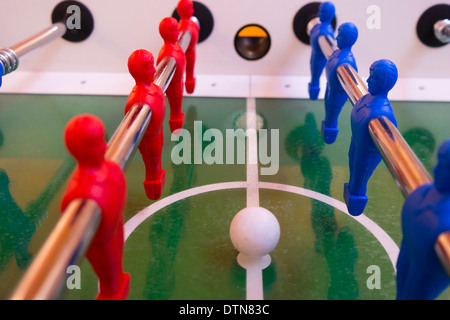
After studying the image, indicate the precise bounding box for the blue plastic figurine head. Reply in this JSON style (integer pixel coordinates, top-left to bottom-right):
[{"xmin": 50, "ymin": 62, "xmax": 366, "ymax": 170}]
[
  {"xmin": 367, "ymin": 59, "xmax": 398, "ymax": 96},
  {"xmin": 337, "ymin": 22, "xmax": 358, "ymax": 50},
  {"xmin": 318, "ymin": 2, "xmax": 335, "ymax": 23},
  {"xmin": 434, "ymin": 140, "xmax": 450, "ymax": 193}
]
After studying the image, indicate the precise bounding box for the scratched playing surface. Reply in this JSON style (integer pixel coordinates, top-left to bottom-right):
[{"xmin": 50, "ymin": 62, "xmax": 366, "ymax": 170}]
[{"xmin": 1, "ymin": 93, "xmax": 450, "ymax": 300}]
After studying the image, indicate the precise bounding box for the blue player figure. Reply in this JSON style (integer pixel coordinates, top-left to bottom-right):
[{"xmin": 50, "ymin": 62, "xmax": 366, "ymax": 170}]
[
  {"xmin": 344, "ymin": 59, "xmax": 398, "ymax": 216},
  {"xmin": 322, "ymin": 22, "xmax": 358, "ymax": 144},
  {"xmin": 396, "ymin": 140, "xmax": 450, "ymax": 300},
  {"xmin": 308, "ymin": 1, "xmax": 335, "ymax": 100}
]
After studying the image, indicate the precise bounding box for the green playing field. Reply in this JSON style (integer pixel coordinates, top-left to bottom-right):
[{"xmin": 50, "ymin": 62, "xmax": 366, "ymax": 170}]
[{"xmin": 1, "ymin": 93, "xmax": 449, "ymax": 300}]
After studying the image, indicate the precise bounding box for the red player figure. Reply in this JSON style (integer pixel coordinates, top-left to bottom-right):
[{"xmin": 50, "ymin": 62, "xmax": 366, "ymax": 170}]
[
  {"xmin": 125, "ymin": 49, "xmax": 167, "ymax": 200},
  {"xmin": 157, "ymin": 17, "xmax": 186, "ymax": 133},
  {"xmin": 177, "ymin": 0, "xmax": 199, "ymax": 94},
  {"xmin": 61, "ymin": 114, "xmax": 129, "ymax": 300}
]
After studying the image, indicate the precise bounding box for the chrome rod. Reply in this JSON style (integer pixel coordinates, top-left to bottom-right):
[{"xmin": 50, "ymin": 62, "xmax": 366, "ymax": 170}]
[
  {"xmin": 318, "ymin": 35, "xmax": 367, "ymax": 104},
  {"xmin": 178, "ymin": 29, "xmax": 192, "ymax": 53},
  {"xmin": 315, "ymin": 33, "xmax": 429, "ymax": 194},
  {"xmin": 10, "ymin": 199, "xmax": 101, "ymax": 300},
  {"xmin": 434, "ymin": 19, "xmax": 450, "ymax": 44},
  {"xmin": 319, "ymin": 32, "xmax": 442, "ymax": 275},
  {"xmin": 154, "ymin": 56, "xmax": 177, "ymax": 93},
  {"xmin": 10, "ymin": 20, "xmax": 196, "ymax": 300},
  {"xmin": 106, "ymin": 27, "xmax": 190, "ymax": 167},
  {"xmin": 177, "ymin": 16, "xmax": 198, "ymax": 51},
  {"xmin": 10, "ymin": 22, "xmax": 66, "ymax": 58},
  {"xmin": 311, "ymin": 20, "xmax": 450, "ymax": 279},
  {"xmin": 336, "ymin": 63, "xmax": 368, "ymax": 104},
  {"xmin": 367, "ymin": 116, "xmax": 432, "ymax": 197},
  {"xmin": 368, "ymin": 117, "xmax": 433, "ymax": 196},
  {"xmin": 306, "ymin": 17, "xmax": 320, "ymax": 38},
  {"xmin": 445, "ymin": 25, "xmax": 450, "ymax": 38},
  {"xmin": 0, "ymin": 22, "xmax": 66, "ymax": 76},
  {"xmin": 317, "ymin": 34, "xmax": 337, "ymax": 60},
  {"xmin": 105, "ymin": 103, "xmax": 152, "ymax": 169}
]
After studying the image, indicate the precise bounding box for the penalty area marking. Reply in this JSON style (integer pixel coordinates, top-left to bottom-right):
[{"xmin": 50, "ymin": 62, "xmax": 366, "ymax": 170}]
[{"xmin": 123, "ymin": 181, "xmax": 399, "ymax": 272}]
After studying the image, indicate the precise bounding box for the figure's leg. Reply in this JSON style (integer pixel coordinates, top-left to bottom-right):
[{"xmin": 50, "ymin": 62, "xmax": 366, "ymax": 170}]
[
  {"xmin": 185, "ymin": 49, "xmax": 196, "ymax": 94},
  {"xmin": 138, "ymin": 130, "xmax": 166, "ymax": 200},
  {"xmin": 322, "ymin": 87, "xmax": 347, "ymax": 144},
  {"xmin": 166, "ymin": 82, "xmax": 185, "ymax": 133},
  {"xmin": 348, "ymin": 148, "xmax": 381, "ymax": 196},
  {"xmin": 347, "ymin": 137, "xmax": 355, "ymax": 178},
  {"xmin": 87, "ymin": 223, "xmax": 130, "ymax": 300},
  {"xmin": 309, "ymin": 52, "xmax": 326, "ymax": 100},
  {"xmin": 327, "ymin": 226, "xmax": 358, "ymax": 300},
  {"xmin": 397, "ymin": 260, "xmax": 449, "ymax": 300},
  {"xmin": 344, "ymin": 143, "xmax": 382, "ymax": 216},
  {"xmin": 395, "ymin": 240, "xmax": 409, "ymax": 299}
]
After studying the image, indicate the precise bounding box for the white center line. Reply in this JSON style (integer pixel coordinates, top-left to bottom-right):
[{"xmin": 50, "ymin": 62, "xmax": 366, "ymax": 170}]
[
  {"xmin": 123, "ymin": 181, "xmax": 399, "ymax": 271},
  {"xmin": 246, "ymin": 97, "xmax": 260, "ymax": 208},
  {"xmin": 244, "ymin": 96, "xmax": 266, "ymax": 300}
]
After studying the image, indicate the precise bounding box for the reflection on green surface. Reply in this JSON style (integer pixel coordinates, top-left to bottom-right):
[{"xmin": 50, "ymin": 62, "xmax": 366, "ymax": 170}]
[
  {"xmin": 64, "ymin": 96, "xmax": 248, "ymax": 300},
  {"xmin": 0, "ymin": 93, "xmax": 127, "ymax": 299},
  {"xmin": 144, "ymin": 162, "xmax": 191, "ymax": 299},
  {"xmin": 144, "ymin": 106, "xmax": 202, "ymax": 299},
  {"xmin": 137, "ymin": 103, "xmax": 248, "ymax": 300},
  {"xmin": 0, "ymin": 98, "xmax": 76, "ymax": 298},
  {"xmin": 285, "ymin": 112, "xmax": 358, "ymax": 299},
  {"xmin": 403, "ymin": 127, "xmax": 436, "ymax": 173},
  {"xmin": 1, "ymin": 92, "xmax": 450, "ymax": 300},
  {"xmin": 0, "ymin": 168, "xmax": 35, "ymax": 272},
  {"xmin": 0, "ymin": 159, "xmax": 74, "ymax": 273}
]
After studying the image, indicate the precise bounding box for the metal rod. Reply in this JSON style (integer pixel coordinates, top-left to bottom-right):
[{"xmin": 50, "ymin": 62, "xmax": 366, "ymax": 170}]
[
  {"xmin": 336, "ymin": 63, "xmax": 368, "ymax": 104},
  {"xmin": 10, "ymin": 22, "xmax": 66, "ymax": 58},
  {"xmin": 10, "ymin": 199, "xmax": 101, "ymax": 300},
  {"xmin": 317, "ymin": 36, "xmax": 368, "ymax": 104},
  {"xmin": 312, "ymin": 24, "xmax": 450, "ymax": 279},
  {"xmin": 434, "ymin": 19, "xmax": 450, "ymax": 44},
  {"xmin": 105, "ymin": 102, "xmax": 152, "ymax": 169},
  {"xmin": 316, "ymin": 34, "xmax": 430, "ymax": 194},
  {"xmin": 106, "ymin": 28, "xmax": 194, "ymax": 167},
  {"xmin": 445, "ymin": 25, "xmax": 450, "ymax": 38},
  {"xmin": 10, "ymin": 24, "xmax": 195, "ymax": 301},
  {"xmin": 0, "ymin": 22, "xmax": 66, "ymax": 76},
  {"xmin": 368, "ymin": 117, "xmax": 433, "ymax": 196},
  {"xmin": 177, "ymin": 16, "xmax": 197, "ymax": 51},
  {"xmin": 105, "ymin": 37, "xmax": 185, "ymax": 168},
  {"xmin": 154, "ymin": 57, "xmax": 177, "ymax": 94},
  {"xmin": 178, "ymin": 28, "xmax": 193, "ymax": 52},
  {"xmin": 306, "ymin": 17, "xmax": 320, "ymax": 38},
  {"xmin": 317, "ymin": 34, "xmax": 336, "ymax": 60}
]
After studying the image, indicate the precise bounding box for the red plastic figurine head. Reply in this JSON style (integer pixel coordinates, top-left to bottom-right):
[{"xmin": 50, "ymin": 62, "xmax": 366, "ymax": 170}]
[
  {"xmin": 128, "ymin": 49, "xmax": 156, "ymax": 86},
  {"xmin": 177, "ymin": 0, "xmax": 194, "ymax": 19},
  {"xmin": 64, "ymin": 114, "xmax": 107, "ymax": 168},
  {"xmin": 159, "ymin": 17, "xmax": 180, "ymax": 44}
]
